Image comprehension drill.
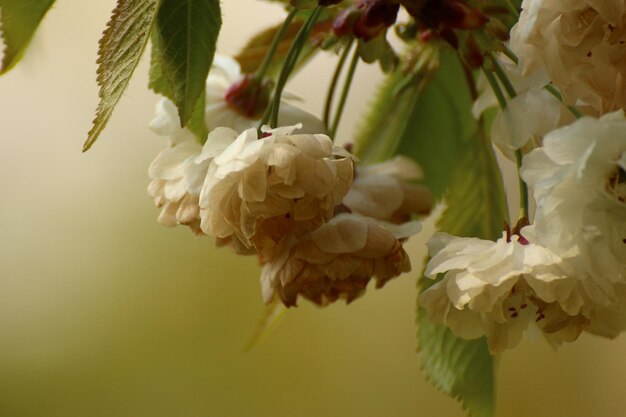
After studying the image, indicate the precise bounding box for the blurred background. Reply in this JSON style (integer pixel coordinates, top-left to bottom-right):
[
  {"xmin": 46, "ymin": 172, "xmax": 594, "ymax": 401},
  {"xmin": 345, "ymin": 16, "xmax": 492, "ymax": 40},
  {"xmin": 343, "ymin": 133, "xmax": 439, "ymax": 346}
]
[{"xmin": 1, "ymin": 1, "xmax": 625, "ymax": 416}]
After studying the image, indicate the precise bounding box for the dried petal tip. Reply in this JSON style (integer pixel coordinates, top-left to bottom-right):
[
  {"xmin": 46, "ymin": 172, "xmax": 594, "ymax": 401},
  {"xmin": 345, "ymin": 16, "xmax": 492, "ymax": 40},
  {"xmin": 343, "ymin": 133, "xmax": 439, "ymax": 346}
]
[
  {"xmin": 262, "ymin": 214, "xmax": 420, "ymax": 307},
  {"xmin": 343, "ymin": 156, "xmax": 432, "ymax": 223}
]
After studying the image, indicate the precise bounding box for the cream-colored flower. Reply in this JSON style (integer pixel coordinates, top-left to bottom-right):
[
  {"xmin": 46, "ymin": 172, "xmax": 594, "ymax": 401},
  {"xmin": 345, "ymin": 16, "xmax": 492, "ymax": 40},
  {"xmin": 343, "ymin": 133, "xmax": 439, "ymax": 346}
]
[
  {"xmin": 148, "ymin": 137, "xmax": 206, "ymax": 235},
  {"xmin": 472, "ymin": 54, "xmax": 550, "ymax": 120},
  {"xmin": 521, "ymin": 111, "xmax": 626, "ymax": 309},
  {"xmin": 511, "ymin": 0, "xmax": 626, "ymax": 114},
  {"xmin": 261, "ymin": 213, "xmax": 421, "ymax": 307},
  {"xmin": 473, "ymin": 54, "xmax": 570, "ymax": 158},
  {"xmin": 491, "ymin": 89, "xmax": 570, "ymax": 157},
  {"xmin": 419, "ymin": 231, "xmax": 587, "ymax": 353},
  {"xmin": 147, "ymin": 127, "xmax": 237, "ymax": 237},
  {"xmin": 343, "ymin": 156, "xmax": 432, "ymax": 223},
  {"xmin": 199, "ymin": 125, "xmax": 355, "ymax": 251},
  {"xmin": 149, "ymin": 55, "xmax": 326, "ymax": 140}
]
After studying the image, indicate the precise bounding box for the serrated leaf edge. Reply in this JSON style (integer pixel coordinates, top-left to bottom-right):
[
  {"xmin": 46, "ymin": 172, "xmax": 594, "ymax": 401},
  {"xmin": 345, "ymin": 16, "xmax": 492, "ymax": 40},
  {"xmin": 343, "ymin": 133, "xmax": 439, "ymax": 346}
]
[{"xmin": 83, "ymin": 0, "xmax": 161, "ymax": 152}]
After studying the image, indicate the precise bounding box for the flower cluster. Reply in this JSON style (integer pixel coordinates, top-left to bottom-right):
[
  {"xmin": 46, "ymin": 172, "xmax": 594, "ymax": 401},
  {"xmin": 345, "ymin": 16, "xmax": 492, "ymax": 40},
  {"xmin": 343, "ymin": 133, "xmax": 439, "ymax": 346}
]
[
  {"xmin": 419, "ymin": 0, "xmax": 626, "ymax": 352},
  {"xmin": 148, "ymin": 55, "xmax": 430, "ymax": 307},
  {"xmin": 145, "ymin": 0, "xmax": 626, "ymax": 355},
  {"xmin": 420, "ymin": 231, "xmax": 587, "ymax": 352},
  {"xmin": 420, "ymin": 122, "xmax": 626, "ymax": 352}
]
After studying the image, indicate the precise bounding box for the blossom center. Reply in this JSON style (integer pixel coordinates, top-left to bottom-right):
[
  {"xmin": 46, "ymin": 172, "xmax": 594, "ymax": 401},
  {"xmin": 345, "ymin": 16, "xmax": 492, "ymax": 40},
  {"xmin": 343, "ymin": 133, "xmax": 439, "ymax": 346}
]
[
  {"xmin": 505, "ymin": 218, "xmax": 530, "ymax": 245},
  {"xmin": 607, "ymin": 165, "xmax": 626, "ymax": 204},
  {"xmin": 224, "ymin": 75, "xmax": 272, "ymax": 119}
]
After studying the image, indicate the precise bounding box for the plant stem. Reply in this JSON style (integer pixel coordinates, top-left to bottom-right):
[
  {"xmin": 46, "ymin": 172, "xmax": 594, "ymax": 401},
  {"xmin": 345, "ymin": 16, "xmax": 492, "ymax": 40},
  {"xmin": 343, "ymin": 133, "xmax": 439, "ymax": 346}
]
[
  {"xmin": 323, "ymin": 39, "xmax": 354, "ymax": 130},
  {"xmin": 266, "ymin": 7, "xmax": 322, "ymax": 129},
  {"xmin": 482, "ymin": 69, "xmax": 507, "ymax": 109},
  {"xmin": 501, "ymin": 45, "xmax": 518, "ymax": 65},
  {"xmin": 544, "ymin": 84, "xmax": 583, "ymax": 118},
  {"xmin": 329, "ymin": 43, "xmax": 359, "ymax": 139},
  {"xmin": 504, "ymin": 0, "xmax": 520, "ymax": 18},
  {"xmin": 491, "ymin": 58, "xmax": 516, "ymax": 99},
  {"xmin": 515, "ymin": 150, "xmax": 529, "ymax": 219},
  {"xmin": 253, "ymin": 8, "xmax": 298, "ymax": 83},
  {"xmin": 483, "ymin": 63, "xmax": 530, "ymax": 221}
]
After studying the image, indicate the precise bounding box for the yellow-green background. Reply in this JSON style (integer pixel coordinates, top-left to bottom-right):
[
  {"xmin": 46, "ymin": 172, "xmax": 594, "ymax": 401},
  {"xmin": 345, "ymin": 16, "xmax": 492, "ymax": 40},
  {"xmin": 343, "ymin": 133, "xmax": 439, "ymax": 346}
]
[{"xmin": 1, "ymin": 1, "xmax": 625, "ymax": 416}]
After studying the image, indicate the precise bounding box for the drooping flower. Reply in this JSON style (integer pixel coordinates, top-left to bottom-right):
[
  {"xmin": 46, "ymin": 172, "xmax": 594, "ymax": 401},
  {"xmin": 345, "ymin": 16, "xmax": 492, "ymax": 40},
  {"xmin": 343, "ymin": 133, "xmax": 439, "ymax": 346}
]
[
  {"xmin": 521, "ymin": 111, "xmax": 626, "ymax": 312},
  {"xmin": 199, "ymin": 124, "xmax": 355, "ymax": 251},
  {"xmin": 510, "ymin": 0, "xmax": 626, "ymax": 114},
  {"xmin": 148, "ymin": 135, "xmax": 206, "ymax": 235},
  {"xmin": 149, "ymin": 55, "xmax": 326, "ymax": 140},
  {"xmin": 261, "ymin": 213, "xmax": 421, "ymax": 307},
  {"xmin": 343, "ymin": 156, "xmax": 432, "ymax": 223},
  {"xmin": 147, "ymin": 127, "xmax": 238, "ymax": 238},
  {"xmin": 419, "ymin": 231, "xmax": 587, "ymax": 353}
]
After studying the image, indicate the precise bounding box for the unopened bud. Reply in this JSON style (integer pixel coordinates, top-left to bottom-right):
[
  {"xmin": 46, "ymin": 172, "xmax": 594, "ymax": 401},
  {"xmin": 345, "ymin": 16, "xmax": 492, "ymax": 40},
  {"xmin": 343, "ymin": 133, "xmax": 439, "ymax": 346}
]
[
  {"xmin": 333, "ymin": 0, "xmax": 400, "ymax": 42},
  {"xmin": 355, "ymin": 0, "xmax": 400, "ymax": 41},
  {"xmin": 422, "ymin": 0, "xmax": 488, "ymax": 31},
  {"xmin": 224, "ymin": 75, "xmax": 273, "ymax": 119},
  {"xmin": 333, "ymin": 6, "xmax": 361, "ymax": 37}
]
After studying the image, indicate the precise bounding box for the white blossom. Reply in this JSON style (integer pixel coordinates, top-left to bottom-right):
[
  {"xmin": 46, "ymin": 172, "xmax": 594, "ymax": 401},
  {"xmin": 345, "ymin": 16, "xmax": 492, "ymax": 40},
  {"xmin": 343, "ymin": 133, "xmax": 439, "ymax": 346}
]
[
  {"xmin": 521, "ymin": 111, "xmax": 626, "ymax": 316},
  {"xmin": 199, "ymin": 124, "xmax": 355, "ymax": 251},
  {"xmin": 261, "ymin": 213, "xmax": 421, "ymax": 307},
  {"xmin": 511, "ymin": 0, "xmax": 626, "ymax": 114},
  {"xmin": 473, "ymin": 54, "xmax": 570, "ymax": 158},
  {"xmin": 147, "ymin": 128, "xmax": 239, "ymax": 240},
  {"xmin": 343, "ymin": 156, "xmax": 432, "ymax": 223},
  {"xmin": 419, "ymin": 231, "xmax": 587, "ymax": 353}
]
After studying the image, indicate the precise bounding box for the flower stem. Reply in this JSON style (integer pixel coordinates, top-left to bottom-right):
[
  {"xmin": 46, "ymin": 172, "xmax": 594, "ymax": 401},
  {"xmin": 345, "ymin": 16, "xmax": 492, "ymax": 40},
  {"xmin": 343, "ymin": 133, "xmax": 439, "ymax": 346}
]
[
  {"xmin": 323, "ymin": 39, "xmax": 354, "ymax": 130},
  {"xmin": 491, "ymin": 57, "xmax": 516, "ymax": 99},
  {"xmin": 329, "ymin": 43, "xmax": 359, "ymax": 139},
  {"xmin": 253, "ymin": 8, "xmax": 299, "ymax": 83},
  {"xmin": 544, "ymin": 84, "xmax": 583, "ymax": 118},
  {"xmin": 504, "ymin": 0, "xmax": 520, "ymax": 18},
  {"xmin": 482, "ymin": 68, "xmax": 507, "ymax": 109},
  {"xmin": 501, "ymin": 45, "xmax": 518, "ymax": 64},
  {"xmin": 261, "ymin": 7, "xmax": 322, "ymax": 130},
  {"xmin": 515, "ymin": 150, "xmax": 529, "ymax": 219},
  {"xmin": 483, "ymin": 63, "xmax": 530, "ymax": 220}
]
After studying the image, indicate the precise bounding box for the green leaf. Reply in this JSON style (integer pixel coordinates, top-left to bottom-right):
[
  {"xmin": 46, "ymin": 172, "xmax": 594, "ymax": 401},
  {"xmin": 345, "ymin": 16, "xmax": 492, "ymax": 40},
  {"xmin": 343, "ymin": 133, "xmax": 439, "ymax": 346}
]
[
  {"xmin": 84, "ymin": 0, "xmax": 160, "ymax": 152},
  {"xmin": 355, "ymin": 50, "xmax": 507, "ymax": 417},
  {"xmin": 0, "ymin": 0, "xmax": 56, "ymax": 74},
  {"xmin": 152, "ymin": 0, "xmax": 221, "ymax": 127},
  {"xmin": 416, "ymin": 131, "xmax": 506, "ymax": 417},
  {"xmin": 415, "ymin": 55, "xmax": 506, "ymax": 417},
  {"xmin": 148, "ymin": 36, "xmax": 208, "ymax": 143}
]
